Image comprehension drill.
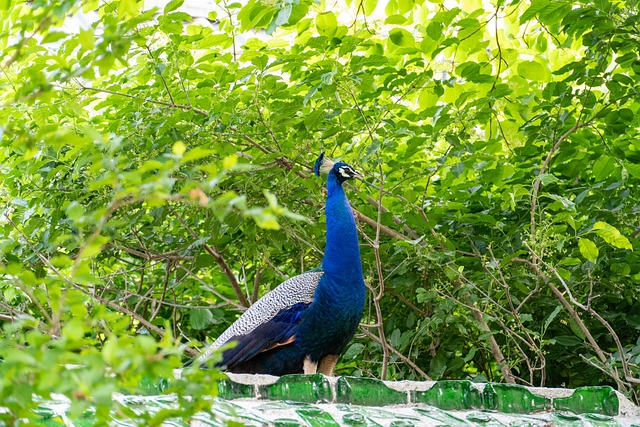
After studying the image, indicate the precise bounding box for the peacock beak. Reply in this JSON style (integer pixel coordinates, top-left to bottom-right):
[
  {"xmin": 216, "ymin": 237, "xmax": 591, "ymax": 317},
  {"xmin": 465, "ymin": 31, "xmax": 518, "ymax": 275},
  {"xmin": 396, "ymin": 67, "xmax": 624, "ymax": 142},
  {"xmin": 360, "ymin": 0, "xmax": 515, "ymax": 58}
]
[{"xmin": 353, "ymin": 170, "xmax": 364, "ymax": 180}]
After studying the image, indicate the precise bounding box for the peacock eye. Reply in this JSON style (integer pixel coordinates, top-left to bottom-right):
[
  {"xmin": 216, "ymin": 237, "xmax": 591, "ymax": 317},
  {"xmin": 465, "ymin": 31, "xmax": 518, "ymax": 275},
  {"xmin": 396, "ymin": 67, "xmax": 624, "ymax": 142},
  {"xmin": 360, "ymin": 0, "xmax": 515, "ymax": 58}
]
[{"xmin": 338, "ymin": 167, "xmax": 353, "ymax": 178}]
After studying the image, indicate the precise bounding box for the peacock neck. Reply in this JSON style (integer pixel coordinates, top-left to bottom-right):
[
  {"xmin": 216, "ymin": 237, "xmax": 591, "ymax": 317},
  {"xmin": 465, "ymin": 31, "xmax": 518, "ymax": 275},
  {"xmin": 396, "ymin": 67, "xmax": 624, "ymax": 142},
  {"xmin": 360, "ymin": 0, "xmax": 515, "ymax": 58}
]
[{"xmin": 321, "ymin": 174, "xmax": 364, "ymax": 284}]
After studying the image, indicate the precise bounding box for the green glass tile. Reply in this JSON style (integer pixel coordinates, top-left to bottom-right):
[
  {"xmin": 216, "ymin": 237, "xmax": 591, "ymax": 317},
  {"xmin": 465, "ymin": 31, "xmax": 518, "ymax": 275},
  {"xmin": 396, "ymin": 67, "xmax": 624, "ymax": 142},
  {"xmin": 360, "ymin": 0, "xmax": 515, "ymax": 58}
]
[
  {"xmin": 412, "ymin": 380, "xmax": 482, "ymax": 410},
  {"xmin": 483, "ymin": 384, "xmax": 551, "ymax": 414},
  {"xmin": 34, "ymin": 407, "xmax": 56, "ymax": 421},
  {"xmin": 217, "ymin": 378, "xmax": 256, "ymax": 399},
  {"xmin": 275, "ymin": 418, "xmax": 304, "ymax": 427},
  {"xmin": 192, "ymin": 411, "xmax": 228, "ymax": 427},
  {"xmin": 211, "ymin": 398, "xmax": 271, "ymax": 425},
  {"xmin": 336, "ymin": 377, "xmax": 407, "ymax": 406},
  {"xmin": 72, "ymin": 417, "xmax": 97, "ymax": 427},
  {"xmin": 506, "ymin": 414, "xmax": 552, "ymax": 427},
  {"xmin": 466, "ymin": 412, "xmax": 511, "ymax": 426},
  {"xmin": 389, "ymin": 421, "xmax": 415, "ymax": 427},
  {"xmin": 162, "ymin": 420, "xmax": 189, "ymax": 427},
  {"xmin": 414, "ymin": 407, "xmax": 469, "ymax": 427},
  {"xmin": 296, "ymin": 407, "xmax": 341, "ymax": 427},
  {"xmin": 343, "ymin": 413, "xmax": 367, "ymax": 425},
  {"xmin": 338, "ymin": 405, "xmax": 413, "ymax": 426},
  {"xmin": 137, "ymin": 375, "xmax": 170, "ymax": 395},
  {"xmin": 259, "ymin": 374, "xmax": 332, "ymax": 403},
  {"xmin": 552, "ymin": 386, "xmax": 619, "ymax": 416},
  {"xmin": 585, "ymin": 414, "xmax": 614, "ymax": 421},
  {"xmin": 549, "ymin": 413, "xmax": 585, "ymax": 427},
  {"xmin": 35, "ymin": 417, "xmax": 65, "ymax": 427},
  {"xmin": 583, "ymin": 413, "xmax": 621, "ymax": 427},
  {"xmin": 258, "ymin": 401, "xmax": 306, "ymax": 410},
  {"xmin": 467, "ymin": 412, "xmax": 493, "ymax": 423}
]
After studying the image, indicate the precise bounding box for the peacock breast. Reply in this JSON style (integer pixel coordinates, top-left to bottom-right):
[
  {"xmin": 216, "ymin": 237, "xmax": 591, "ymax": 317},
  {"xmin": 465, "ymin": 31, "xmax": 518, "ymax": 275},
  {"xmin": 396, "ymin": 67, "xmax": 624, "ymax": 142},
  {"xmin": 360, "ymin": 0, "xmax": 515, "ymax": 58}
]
[{"xmin": 297, "ymin": 275, "xmax": 365, "ymax": 360}]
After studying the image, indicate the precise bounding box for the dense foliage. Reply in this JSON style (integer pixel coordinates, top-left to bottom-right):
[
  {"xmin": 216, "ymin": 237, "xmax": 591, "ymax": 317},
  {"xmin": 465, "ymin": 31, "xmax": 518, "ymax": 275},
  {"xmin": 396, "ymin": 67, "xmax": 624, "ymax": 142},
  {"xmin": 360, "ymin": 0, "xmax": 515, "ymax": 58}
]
[{"xmin": 1, "ymin": 0, "xmax": 639, "ymax": 422}]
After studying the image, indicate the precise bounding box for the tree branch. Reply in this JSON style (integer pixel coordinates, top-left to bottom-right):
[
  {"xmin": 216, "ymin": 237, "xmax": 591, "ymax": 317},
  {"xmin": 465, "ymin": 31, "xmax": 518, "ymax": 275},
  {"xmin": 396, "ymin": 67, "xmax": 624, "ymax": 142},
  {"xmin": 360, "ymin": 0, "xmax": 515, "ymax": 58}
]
[
  {"xmin": 354, "ymin": 209, "xmax": 411, "ymax": 241},
  {"xmin": 174, "ymin": 213, "xmax": 250, "ymax": 308}
]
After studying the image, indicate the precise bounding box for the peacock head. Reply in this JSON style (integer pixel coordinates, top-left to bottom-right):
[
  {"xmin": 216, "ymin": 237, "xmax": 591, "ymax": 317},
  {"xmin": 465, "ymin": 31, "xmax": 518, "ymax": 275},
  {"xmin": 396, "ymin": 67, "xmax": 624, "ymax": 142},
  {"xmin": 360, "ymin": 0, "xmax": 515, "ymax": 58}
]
[{"xmin": 314, "ymin": 152, "xmax": 363, "ymax": 184}]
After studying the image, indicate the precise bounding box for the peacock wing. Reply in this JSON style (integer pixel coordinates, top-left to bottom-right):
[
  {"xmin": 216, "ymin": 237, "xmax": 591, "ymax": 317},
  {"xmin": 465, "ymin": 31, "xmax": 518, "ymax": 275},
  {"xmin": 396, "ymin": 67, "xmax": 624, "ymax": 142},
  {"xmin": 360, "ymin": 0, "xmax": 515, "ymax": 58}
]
[
  {"xmin": 218, "ymin": 301, "xmax": 310, "ymax": 369},
  {"xmin": 197, "ymin": 270, "xmax": 323, "ymax": 364}
]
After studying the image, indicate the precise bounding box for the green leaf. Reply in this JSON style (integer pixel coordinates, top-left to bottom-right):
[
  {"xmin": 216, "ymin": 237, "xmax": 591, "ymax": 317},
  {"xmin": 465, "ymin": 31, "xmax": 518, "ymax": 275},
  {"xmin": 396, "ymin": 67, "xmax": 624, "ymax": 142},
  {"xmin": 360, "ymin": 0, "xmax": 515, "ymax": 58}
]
[
  {"xmin": 316, "ymin": 12, "xmax": 337, "ymax": 37},
  {"xmin": 363, "ymin": 0, "xmax": 378, "ymax": 16},
  {"xmin": 626, "ymin": 162, "xmax": 640, "ymax": 179},
  {"xmin": 164, "ymin": 0, "xmax": 184, "ymax": 14},
  {"xmin": 517, "ymin": 60, "xmax": 550, "ymax": 82},
  {"xmin": 545, "ymin": 194, "xmax": 575, "ymax": 211},
  {"xmin": 118, "ymin": 0, "xmax": 139, "ymax": 18},
  {"xmin": 426, "ymin": 21, "xmax": 443, "ymax": 41},
  {"xmin": 418, "ymin": 87, "xmax": 439, "ymax": 110},
  {"xmin": 544, "ymin": 306, "xmax": 562, "ymax": 331},
  {"xmin": 429, "ymin": 353, "xmax": 447, "ymax": 379},
  {"xmin": 41, "ymin": 32, "xmax": 69, "ymax": 44},
  {"xmin": 569, "ymin": 319, "xmax": 586, "ymax": 340},
  {"xmin": 190, "ymin": 309, "xmax": 214, "ymax": 330},
  {"xmin": 520, "ymin": 0, "xmax": 550, "ymax": 23},
  {"xmin": 173, "ymin": 141, "xmax": 187, "ymax": 157},
  {"xmin": 592, "ymin": 156, "xmax": 617, "ymax": 181},
  {"xmin": 66, "ymin": 201, "xmax": 85, "ymax": 221},
  {"xmin": 254, "ymin": 213, "xmax": 280, "ymax": 230},
  {"xmin": 78, "ymin": 235, "xmax": 110, "ymax": 259},
  {"xmin": 238, "ymin": 0, "xmax": 276, "ymax": 30},
  {"xmin": 182, "ymin": 147, "xmax": 216, "ymax": 163},
  {"xmin": 78, "ymin": 28, "xmax": 95, "ymax": 50},
  {"xmin": 537, "ymin": 173, "xmax": 559, "ymax": 186},
  {"xmin": 264, "ymin": 191, "xmax": 278, "ymax": 208},
  {"xmin": 389, "ymin": 28, "xmax": 415, "ymax": 47},
  {"xmin": 592, "ymin": 221, "xmax": 633, "ymax": 250},
  {"xmin": 62, "ymin": 319, "xmax": 86, "ymax": 342},
  {"xmin": 578, "ymin": 238, "xmax": 598, "ymax": 262},
  {"xmin": 343, "ymin": 343, "xmax": 365, "ymax": 359},
  {"xmin": 199, "ymin": 34, "xmax": 233, "ymax": 49},
  {"xmin": 551, "ymin": 335, "xmax": 583, "ymax": 347},
  {"xmin": 274, "ymin": 4, "xmax": 292, "ymax": 26}
]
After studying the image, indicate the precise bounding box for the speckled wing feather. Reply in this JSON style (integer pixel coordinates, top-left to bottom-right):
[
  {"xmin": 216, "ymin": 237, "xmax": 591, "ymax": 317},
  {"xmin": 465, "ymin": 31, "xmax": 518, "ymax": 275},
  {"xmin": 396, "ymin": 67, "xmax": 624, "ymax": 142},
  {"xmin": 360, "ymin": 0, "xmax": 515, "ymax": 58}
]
[{"xmin": 197, "ymin": 270, "xmax": 323, "ymax": 364}]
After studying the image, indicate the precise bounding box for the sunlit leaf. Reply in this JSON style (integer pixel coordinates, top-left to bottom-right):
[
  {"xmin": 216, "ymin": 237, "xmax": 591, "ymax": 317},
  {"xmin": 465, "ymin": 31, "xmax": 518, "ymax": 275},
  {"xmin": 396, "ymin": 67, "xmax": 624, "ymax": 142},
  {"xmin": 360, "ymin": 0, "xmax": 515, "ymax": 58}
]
[
  {"xmin": 592, "ymin": 221, "xmax": 633, "ymax": 250},
  {"xmin": 316, "ymin": 12, "xmax": 337, "ymax": 37},
  {"xmin": 389, "ymin": 28, "xmax": 415, "ymax": 47},
  {"xmin": 578, "ymin": 238, "xmax": 599, "ymax": 263}
]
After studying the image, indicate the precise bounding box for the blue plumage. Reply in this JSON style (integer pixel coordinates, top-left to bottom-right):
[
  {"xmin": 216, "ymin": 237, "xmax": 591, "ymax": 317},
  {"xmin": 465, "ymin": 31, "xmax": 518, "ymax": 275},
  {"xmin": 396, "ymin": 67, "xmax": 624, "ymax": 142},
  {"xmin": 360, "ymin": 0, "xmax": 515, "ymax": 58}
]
[
  {"xmin": 219, "ymin": 302, "xmax": 310, "ymax": 371},
  {"xmin": 202, "ymin": 153, "xmax": 365, "ymax": 376}
]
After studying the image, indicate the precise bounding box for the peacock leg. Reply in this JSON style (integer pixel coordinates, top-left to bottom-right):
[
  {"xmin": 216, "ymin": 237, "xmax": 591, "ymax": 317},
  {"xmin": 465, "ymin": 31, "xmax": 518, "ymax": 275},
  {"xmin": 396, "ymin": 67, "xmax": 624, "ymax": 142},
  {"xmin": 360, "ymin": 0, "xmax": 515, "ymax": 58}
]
[
  {"xmin": 318, "ymin": 355, "xmax": 339, "ymax": 376},
  {"xmin": 303, "ymin": 356, "xmax": 318, "ymax": 374}
]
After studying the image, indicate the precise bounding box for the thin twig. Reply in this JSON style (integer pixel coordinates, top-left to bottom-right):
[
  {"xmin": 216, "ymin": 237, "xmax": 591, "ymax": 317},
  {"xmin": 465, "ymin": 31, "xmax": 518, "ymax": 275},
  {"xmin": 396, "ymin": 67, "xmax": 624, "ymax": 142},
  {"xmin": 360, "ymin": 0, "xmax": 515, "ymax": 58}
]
[
  {"xmin": 4, "ymin": 212, "xmax": 199, "ymax": 355},
  {"xmin": 529, "ymin": 90, "xmax": 639, "ymax": 242},
  {"xmin": 76, "ymin": 83, "xmax": 208, "ymax": 116},
  {"xmin": 370, "ymin": 164, "xmax": 389, "ymax": 380},
  {"xmin": 4, "ymin": 16, "xmax": 50, "ymax": 67},
  {"xmin": 175, "ymin": 263, "xmax": 246, "ymax": 311},
  {"xmin": 360, "ymin": 328, "xmax": 432, "ymax": 380},
  {"xmin": 523, "ymin": 242, "xmax": 628, "ymax": 391},
  {"xmin": 173, "ymin": 212, "xmax": 249, "ymax": 307},
  {"xmin": 144, "ymin": 44, "xmax": 176, "ymax": 106}
]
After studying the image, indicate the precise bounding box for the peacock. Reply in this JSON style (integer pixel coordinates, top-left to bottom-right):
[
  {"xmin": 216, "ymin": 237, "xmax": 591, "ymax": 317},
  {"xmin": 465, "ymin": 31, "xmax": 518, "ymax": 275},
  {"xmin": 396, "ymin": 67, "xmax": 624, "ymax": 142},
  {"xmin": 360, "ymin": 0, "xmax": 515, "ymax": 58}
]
[{"xmin": 196, "ymin": 152, "xmax": 366, "ymax": 376}]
